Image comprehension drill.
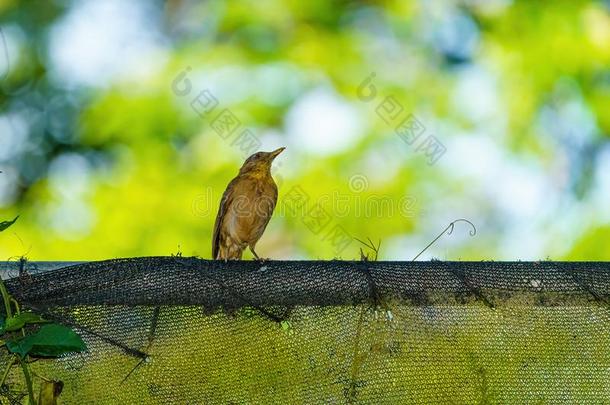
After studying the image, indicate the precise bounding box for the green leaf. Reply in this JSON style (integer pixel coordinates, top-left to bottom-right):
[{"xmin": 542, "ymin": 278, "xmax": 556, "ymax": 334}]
[
  {"xmin": 3, "ymin": 312, "xmax": 49, "ymax": 332},
  {"xmin": 0, "ymin": 216, "xmax": 18, "ymax": 233},
  {"xmin": 6, "ymin": 324, "xmax": 87, "ymax": 358},
  {"xmin": 5, "ymin": 341, "xmax": 26, "ymax": 358}
]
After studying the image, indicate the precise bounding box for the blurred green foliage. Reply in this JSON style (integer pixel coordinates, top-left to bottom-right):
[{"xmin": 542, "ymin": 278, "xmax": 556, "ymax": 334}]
[{"xmin": 0, "ymin": 0, "xmax": 609, "ymax": 260}]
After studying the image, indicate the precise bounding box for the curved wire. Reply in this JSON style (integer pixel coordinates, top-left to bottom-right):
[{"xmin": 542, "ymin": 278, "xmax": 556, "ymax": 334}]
[
  {"xmin": 446, "ymin": 218, "xmax": 477, "ymax": 237},
  {"xmin": 412, "ymin": 218, "xmax": 477, "ymax": 261}
]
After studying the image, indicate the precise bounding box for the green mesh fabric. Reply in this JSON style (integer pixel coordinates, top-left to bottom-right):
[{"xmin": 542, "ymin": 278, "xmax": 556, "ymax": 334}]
[{"xmin": 0, "ymin": 258, "xmax": 609, "ymax": 404}]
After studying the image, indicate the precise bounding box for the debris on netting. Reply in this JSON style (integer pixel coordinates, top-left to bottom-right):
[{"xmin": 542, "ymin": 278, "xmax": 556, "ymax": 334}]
[
  {"xmin": 355, "ymin": 237, "xmax": 381, "ymax": 262},
  {"xmin": 529, "ymin": 279, "xmax": 543, "ymax": 290},
  {"xmin": 37, "ymin": 377, "xmax": 63, "ymax": 405},
  {"xmin": 355, "ymin": 237, "xmax": 398, "ymax": 325}
]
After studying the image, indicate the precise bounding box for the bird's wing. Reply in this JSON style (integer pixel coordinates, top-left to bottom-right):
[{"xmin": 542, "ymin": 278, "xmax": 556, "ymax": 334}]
[
  {"xmin": 256, "ymin": 181, "xmax": 278, "ymax": 237},
  {"xmin": 212, "ymin": 176, "xmax": 239, "ymax": 259}
]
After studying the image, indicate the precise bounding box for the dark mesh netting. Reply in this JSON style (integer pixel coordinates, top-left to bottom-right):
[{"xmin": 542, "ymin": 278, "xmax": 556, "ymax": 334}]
[{"xmin": 1, "ymin": 258, "xmax": 610, "ymax": 403}]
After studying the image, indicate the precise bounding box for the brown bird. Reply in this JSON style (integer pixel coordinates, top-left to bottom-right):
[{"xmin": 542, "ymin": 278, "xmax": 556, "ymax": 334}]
[{"xmin": 212, "ymin": 147, "xmax": 285, "ymax": 260}]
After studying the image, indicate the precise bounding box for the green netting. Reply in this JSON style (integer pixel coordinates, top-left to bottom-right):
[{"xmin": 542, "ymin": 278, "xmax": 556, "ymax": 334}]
[{"xmin": 0, "ymin": 258, "xmax": 609, "ymax": 404}]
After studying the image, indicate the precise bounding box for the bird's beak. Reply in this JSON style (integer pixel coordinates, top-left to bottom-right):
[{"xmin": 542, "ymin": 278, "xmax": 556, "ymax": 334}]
[{"xmin": 270, "ymin": 147, "xmax": 286, "ymax": 159}]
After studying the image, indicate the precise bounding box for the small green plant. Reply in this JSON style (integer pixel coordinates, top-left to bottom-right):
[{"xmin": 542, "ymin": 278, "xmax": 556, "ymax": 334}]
[{"xmin": 0, "ymin": 215, "xmax": 87, "ymax": 404}]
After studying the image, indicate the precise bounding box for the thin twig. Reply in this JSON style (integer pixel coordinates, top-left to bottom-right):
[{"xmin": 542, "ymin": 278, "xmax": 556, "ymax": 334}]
[
  {"xmin": 120, "ymin": 357, "xmax": 148, "ymax": 385},
  {"xmin": 354, "ymin": 237, "xmax": 381, "ymax": 261}
]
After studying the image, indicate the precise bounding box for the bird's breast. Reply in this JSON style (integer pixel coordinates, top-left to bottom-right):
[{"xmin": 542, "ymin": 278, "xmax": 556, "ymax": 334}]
[{"xmin": 223, "ymin": 174, "xmax": 277, "ymax": 243}]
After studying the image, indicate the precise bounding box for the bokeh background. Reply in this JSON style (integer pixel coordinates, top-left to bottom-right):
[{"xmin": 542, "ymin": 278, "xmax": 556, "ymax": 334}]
[{"xmin": 0, "ymin": 0, "xmax": 609, "ymax": 261}]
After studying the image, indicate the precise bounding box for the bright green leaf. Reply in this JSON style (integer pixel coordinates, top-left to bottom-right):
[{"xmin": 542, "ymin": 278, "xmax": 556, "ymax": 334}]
[
  {"xmin": 6, "ymin": 324, "xmax": 87, "ymax": 358},
  {"xmin": 16, "ymin": 312, "xmax": 47, "ymax": 325},
  {"xmin": 3, "ymin": 317, "xmax": 24, "ymax": 332},
  {"xmin": 4, "ymin": 312, "xmax": 48, "ymax": 332},
  {"xmin": 0, "ymin": 216, "xmax": 18, "ymax": 233}
]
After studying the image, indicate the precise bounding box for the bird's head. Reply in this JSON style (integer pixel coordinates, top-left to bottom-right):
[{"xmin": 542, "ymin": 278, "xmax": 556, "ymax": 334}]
[{"xmin": 239, "ymin": 147, "xmax": 285, "ymax": 175}]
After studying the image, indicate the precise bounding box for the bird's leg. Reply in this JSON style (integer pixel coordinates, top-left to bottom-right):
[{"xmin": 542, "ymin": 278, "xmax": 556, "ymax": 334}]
[{"xmin": 249, "ymin": 246, "xmax": 267, "ymax": 263}]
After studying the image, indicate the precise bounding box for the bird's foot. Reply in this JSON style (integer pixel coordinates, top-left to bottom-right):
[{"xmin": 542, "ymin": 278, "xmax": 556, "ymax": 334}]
[{"xmin": 249, "ymin": 247, "xmax": 267, "ymax": 263}]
